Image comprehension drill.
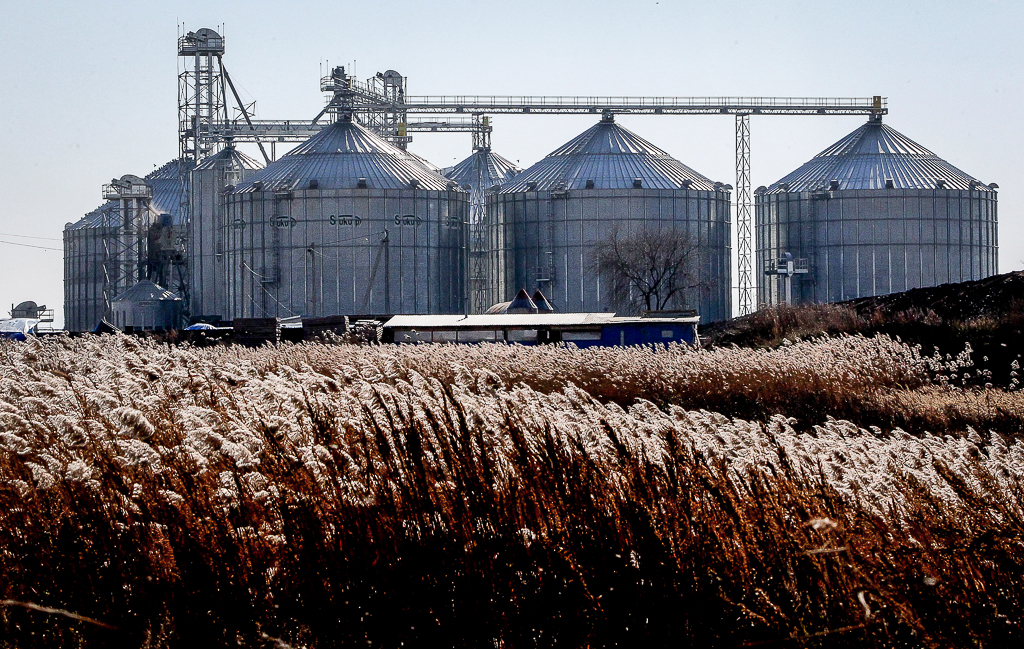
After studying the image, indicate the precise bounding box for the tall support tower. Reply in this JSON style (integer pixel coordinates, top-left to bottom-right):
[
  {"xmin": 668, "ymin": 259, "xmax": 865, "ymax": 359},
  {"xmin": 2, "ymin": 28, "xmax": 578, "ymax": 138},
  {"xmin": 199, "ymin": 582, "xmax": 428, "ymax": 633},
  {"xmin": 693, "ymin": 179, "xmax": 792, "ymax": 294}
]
[
  {"xmin": 178, "ymin": 28, "xmax": 227, "ymax": 163},
  {"xmin": 469, "ymin": 114, "xmax": 494, "ymax": 314},
  {"xmin": 373, "ymin": 70, "xmax": 410, "ymax": 149},
  {"xmin": 177, "ymin": 28, "xmax": 227, "ymax": 318},
  {"xmin": 472, "ymin": 113, "xmax": 491, "ymax": 152},
  {"xmin": 735, "ymin": 113, "xmax": 753, "ymax": 315},
  {"xmin": 100, "ymin": 176, "xmax": 153, "ymax": 319}
]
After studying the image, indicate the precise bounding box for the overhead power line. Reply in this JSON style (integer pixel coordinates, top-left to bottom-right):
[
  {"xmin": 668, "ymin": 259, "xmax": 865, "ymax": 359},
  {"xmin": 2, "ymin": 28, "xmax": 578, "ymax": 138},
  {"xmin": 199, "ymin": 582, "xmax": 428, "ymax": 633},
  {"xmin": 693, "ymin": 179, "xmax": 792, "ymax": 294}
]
[
  {"xmin": 0, "ymin": 232, "xmax": 61, "ymax": 241},
  {"xmin": 0, "ymin": 239, "xmax": 61, "ymax": 251}
]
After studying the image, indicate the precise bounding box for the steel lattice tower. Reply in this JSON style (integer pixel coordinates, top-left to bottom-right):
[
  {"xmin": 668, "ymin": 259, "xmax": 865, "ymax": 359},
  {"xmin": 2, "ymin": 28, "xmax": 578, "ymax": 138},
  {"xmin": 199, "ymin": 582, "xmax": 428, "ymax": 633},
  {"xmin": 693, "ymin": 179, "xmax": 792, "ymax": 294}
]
[
  {"xmin": 735, "ymin": 114, "xmax": 753, "ymax": 315},
  {"xmin": 100, "ymin": 177, "xmax": 152, "ymax": 321},
  {"xmin": 178, "ymin": 28, "xmax": 227, "ymax": 164}
]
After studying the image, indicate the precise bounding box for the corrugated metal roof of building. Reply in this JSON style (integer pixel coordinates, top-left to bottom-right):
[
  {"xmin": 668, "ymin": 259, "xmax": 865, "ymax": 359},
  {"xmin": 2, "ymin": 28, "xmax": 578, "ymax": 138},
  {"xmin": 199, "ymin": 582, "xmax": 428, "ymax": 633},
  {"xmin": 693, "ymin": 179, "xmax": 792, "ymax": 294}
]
[
  {"xmin": 112, "ymin": 280, "xmax": 181, "ymax": 303},
  {"xmin": 384, "ymin": 313, "xmax": 699, "ymax": 328},
  {"xmin": 764, "ymin": 117, "xmax": 994, "ymax": 193},
  {"xmin": 230, "ymin": 117, "xmax": 458, "ymax": 192},
  {"xmin": 66, "ymin": 158, "xmax": 194, "ymax": 231},
  {"xmin": 500, "ymin": 116, "xmax": 720, "ymax": 192}
]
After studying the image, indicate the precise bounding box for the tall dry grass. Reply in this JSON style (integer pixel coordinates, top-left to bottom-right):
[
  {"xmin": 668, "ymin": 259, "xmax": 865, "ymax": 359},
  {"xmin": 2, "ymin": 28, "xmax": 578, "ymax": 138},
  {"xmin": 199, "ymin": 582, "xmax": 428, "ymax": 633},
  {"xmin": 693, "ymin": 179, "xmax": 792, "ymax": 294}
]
[
  {"xmin": 0, "ymin": 334, "xmax": 1022, "ymax": 647},
  {"xmin": 218, "ymin": 332, "xmax": 1017, "ymax": 435}
]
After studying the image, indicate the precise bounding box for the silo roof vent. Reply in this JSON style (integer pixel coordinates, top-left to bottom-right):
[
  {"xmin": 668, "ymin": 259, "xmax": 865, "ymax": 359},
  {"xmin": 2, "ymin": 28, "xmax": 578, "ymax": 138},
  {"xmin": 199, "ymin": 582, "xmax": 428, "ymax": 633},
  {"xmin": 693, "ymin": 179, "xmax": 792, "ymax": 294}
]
[
  {"xmin": 532, "ymin": 290, "xmax": 556, "ymax": 313},
  {"xmin": 506, "ymin": 288, "xmax": 538, "ymax": 314}
]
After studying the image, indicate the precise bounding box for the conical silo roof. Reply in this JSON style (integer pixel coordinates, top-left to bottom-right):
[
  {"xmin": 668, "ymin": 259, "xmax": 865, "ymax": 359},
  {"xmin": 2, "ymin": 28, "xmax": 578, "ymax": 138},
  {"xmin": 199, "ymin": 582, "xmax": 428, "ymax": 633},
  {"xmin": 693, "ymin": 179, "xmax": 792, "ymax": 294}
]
[
  {"xmin": 765, "ymin": 116, "xmax": 994, "ymax": 193},
  {"xmin": 112, "ymin": 280, "xmax": 181, "ymax": 304},
  {"xmin": 194, "ymin": 146, "xmax": 263, "ymax": 172},
  {"xmin": 500, "ymin": 115, "xmax": 718, "ymax": 192},
  {"xmin": 230, "ymin": 116, "xmax": 455, "ymax": 192},
  {"xmin": 65, "ymin": 158, "xmax": 194, "ymax": 231},
  {"xmin": 443, "ymin": 149, "xmax": 522, "ymax": 223},
  {"xmin": 443, "ymin": 149, "xmax": 522, "ymax": 191},
  {"xmin": 405, "ymin": 149, "xmax": 441, "ymax": 173}
]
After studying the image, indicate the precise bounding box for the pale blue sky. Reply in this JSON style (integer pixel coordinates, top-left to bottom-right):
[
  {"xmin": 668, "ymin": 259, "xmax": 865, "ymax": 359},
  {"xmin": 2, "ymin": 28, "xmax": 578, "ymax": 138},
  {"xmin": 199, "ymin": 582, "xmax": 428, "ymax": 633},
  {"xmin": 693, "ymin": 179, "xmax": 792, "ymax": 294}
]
[{"xmin": 0, "ymin": 0, "xmax": 1019, "ymax": 326}]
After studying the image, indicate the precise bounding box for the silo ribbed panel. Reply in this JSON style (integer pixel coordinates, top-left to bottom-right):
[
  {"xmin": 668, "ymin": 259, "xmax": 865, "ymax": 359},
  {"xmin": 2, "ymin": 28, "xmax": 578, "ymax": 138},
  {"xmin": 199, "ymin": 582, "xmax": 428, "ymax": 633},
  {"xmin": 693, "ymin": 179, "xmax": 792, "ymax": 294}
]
[
  {"xmin": 63, "ymin": 158, "xmax": 194, "ymax": 332},
  {"xmin": 190, "ymin": 147, "xmax": 265, "ymax": 319}
]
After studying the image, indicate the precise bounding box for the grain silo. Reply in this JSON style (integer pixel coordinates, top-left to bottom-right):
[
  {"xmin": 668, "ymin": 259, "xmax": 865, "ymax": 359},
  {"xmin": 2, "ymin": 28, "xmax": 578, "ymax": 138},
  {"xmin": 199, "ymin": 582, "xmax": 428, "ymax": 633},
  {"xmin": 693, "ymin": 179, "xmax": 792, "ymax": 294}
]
[
  {"xmin": 755, "ymin": 115, "xmax": 998, "ymax": 306},
  {"xmin": 189, "ymin": 146, "xmax": 263, "ymax": 321},
  {"xmin": 65, "ymin": 200, "xmax": 119, "ymax": 332},
  {"xmin": 64, "ymin": 160, "xmax": 192, "ymax": 332},
  {"xmin": 111, "ymin": 280, "xmax": 183, "ymax": 331},
  {"xmin": 489, "ymin": 114, "xmax": 732, "ymax": 322},
  {"xmin": 222, "ymin": 113, "xmax": 468, "ymax": 319},
  {"xmin": 443, "ymin": 146, "xmax": 521, "ymax": 313}
]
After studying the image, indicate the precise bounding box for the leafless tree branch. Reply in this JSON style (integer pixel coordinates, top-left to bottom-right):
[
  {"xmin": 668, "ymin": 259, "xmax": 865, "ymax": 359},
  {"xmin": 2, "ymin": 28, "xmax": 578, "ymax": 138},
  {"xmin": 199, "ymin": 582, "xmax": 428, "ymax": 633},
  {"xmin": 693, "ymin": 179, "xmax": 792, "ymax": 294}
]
[{"xmin": 593, "ymin": 226, "xmax": 706, "ymax": 314}]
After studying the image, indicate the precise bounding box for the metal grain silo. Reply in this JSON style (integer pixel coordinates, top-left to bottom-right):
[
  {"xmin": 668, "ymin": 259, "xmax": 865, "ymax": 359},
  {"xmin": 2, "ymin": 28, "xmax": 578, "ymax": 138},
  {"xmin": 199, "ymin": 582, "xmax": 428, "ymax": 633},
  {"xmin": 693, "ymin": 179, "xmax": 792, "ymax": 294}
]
[
  {"xmin": 64, "ymin": 160, "xmax": 192, "ymax": 332},
  {"xmin": 489, "ymin": 114, "xmax": 732, "ymax": 322},
  {"xmin": 755, "ymin": 115, "xmax": 998, "ymax": 306},
  {"xmin": 222, "ymin": 114, "xmax": 468, "ymax": 319},
  {"xmin": 111, "ymin": 280, "xmax": 183, "ymax": 331},
  {"xmin": 144, "ymin": 160, "xmax": 192, "ymax": 307},
  {"xmin": 64, "ymin": 201, "xmax": 118, "ymax": 332},
  {"xmin": 189, "ymin": 146, "xmax": 263, "ymax": 321},
  {"xmin": 443, "ymin": 147, "xmax": 521, "ymax": 313}
]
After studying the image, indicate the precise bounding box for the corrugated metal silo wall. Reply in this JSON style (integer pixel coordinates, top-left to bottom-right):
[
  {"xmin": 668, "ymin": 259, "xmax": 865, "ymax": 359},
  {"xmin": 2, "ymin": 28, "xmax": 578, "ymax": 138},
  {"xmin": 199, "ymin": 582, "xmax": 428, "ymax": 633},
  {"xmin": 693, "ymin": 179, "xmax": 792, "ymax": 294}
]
[
  {"xmin": 755, "ymin": 189, "xmax": 998, "ymax": 306},
  {"xmin": 190, "ymin": 164, "xmax": 259, "ymax": 320},
  {"xmin": 64, "ymin": 224, "xmax": 115, "ymax": 332},
  {"xmin": 111, "ymin": 300, "xmax": 182, "ymax": 331},
  {"xmin": 222, "ymin": 189, "xmax": 468, "ymax": 319},
  {"xmin": 489, "ymin": 188, "xmax": 732, "ymax": 322}
]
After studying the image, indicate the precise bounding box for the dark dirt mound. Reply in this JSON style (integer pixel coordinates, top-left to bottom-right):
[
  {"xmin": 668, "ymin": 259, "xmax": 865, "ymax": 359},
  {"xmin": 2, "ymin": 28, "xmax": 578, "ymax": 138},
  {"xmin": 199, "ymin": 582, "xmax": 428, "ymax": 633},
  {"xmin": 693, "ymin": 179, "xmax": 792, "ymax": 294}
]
[
  {"xmin": 702, "ymin": 271, "xmax": 1024, "ymax": 388},
  {"xmin": 844, "ymin": 271, "xmax": 1024, "ymax": 321}
]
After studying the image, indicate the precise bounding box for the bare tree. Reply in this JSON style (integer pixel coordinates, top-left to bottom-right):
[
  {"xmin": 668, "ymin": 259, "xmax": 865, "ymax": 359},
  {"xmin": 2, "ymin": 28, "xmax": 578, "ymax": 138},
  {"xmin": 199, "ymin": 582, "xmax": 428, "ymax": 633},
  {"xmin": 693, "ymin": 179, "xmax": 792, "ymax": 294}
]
[{"xmin": 593, "ymin": 226, "xmax": 705, "ymax": 314}]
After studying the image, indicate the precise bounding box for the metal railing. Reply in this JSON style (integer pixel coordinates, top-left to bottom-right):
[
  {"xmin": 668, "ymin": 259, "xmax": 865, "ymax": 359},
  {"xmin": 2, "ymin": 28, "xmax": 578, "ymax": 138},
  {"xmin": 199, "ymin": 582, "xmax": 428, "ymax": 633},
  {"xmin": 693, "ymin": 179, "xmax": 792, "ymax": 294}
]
[
  {"xmin": 102, "ymin": 183, "xmax": 152, "ymax": 200},
  {"xmin": 765, "ymin": 257, "xmax": 810, "ymax": 273},
  {"xmin": 177, "ymin": 35, "xmax": 225, "ymax": 56},
  {"xmin": 396, "ymin": 96, "xmax": 887, "ymax": 115}
]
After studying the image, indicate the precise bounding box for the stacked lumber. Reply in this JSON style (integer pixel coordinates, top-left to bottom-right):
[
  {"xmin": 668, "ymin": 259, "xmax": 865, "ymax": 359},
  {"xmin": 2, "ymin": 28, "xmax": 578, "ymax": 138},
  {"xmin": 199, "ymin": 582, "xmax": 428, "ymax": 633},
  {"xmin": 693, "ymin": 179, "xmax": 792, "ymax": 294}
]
[
  {"xmin": 301, "ymin": 315, "xmax": 349, "ymax": 340},
  {"xmin": 232, "ymin": 317, "xmax": 281, "ymax": 347}
]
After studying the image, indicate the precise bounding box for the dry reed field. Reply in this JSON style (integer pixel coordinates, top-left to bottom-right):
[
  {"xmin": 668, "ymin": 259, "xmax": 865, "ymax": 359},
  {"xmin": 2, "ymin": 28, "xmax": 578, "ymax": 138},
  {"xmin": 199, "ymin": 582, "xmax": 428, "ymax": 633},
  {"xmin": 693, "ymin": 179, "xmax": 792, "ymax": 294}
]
[{"xmin": 1, "ymin": 334, "xmax": 1023, "ymax": 647}]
